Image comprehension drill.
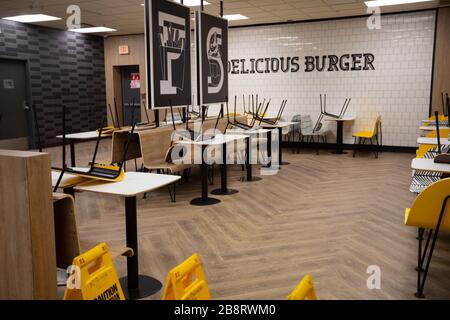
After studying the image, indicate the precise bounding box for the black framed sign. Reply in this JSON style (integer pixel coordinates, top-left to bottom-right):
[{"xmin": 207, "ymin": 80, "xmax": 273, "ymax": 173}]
[
  {"xmin": 145, "ymin": 0, "xmax": 191, "ymax": 109},
  {"xmin": 195, "ymin": 11, "xmax": 228, "ymax": 105}
]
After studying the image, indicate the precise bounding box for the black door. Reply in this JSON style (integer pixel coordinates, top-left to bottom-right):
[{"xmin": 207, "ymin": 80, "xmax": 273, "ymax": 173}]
[
  {"xmin": 121, "ymin": 66, "xmax": 141, "ymax": 126},
  {"xmin": 0, "ymin": 59, "xmax": 30, "ymax": 150}
]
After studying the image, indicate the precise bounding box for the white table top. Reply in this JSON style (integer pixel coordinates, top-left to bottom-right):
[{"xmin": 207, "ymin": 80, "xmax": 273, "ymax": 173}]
[
  {"xmin": 417, "ymin": 137, "xmax": 450, "ymax": 145},
  {"xmin": 325, "ymin": 116, "xmax": 356, "ymax": 122},
  {"xmin": 420, "ymin": 126, "xmax": 449, "ymax": 131},
  {"xmin": 74, "ymin": 172, "xmax": 181, "ymax": 197},
  {"xmin": 51, "ymin": 169, "xmax": 88, "ymax": 188},
  {"xmin": 56, "ymin": 130, "xmax": 112, "ymax": 140},
  {"xmin": 175, "ymin": 133, "xmax": 248, "ymax": 146},
  {"xmin": 411, "ymin": 158, "xmax": 450, "ymax": 173},
  {"xmin": 422, "ymin": 119, "xmax": 449, "ymax": 124},
  {"xmin": 260, "ymin": 121, "xmax": 296, "ymax": 128},
  {"xmin": 226, "ymin": 128, "xmax": 271, "ymax": 135}
]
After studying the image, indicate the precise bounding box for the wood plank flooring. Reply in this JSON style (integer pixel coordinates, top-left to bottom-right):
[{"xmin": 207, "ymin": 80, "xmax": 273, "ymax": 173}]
[{"xmin": 46, "ymin": 141, "xmax": 450, "ymax": 300}]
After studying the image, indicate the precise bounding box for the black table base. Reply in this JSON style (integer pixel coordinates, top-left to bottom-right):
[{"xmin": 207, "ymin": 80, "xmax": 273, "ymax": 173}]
[
  {"xmin": 124, "ymin": 196, "xmax": 162, "ymax": 299},
  {"xmin": 334, "ymin": 120, "xmax": 346, "ymax": 154},
  {"xmin": 190, "ymin": 197, "xmax": 221, "ymax": 206},
  {"xmin": 211, "ymin": 188, "xmax": 239, "ymax": 195},
  {"xmin": 239, "ymin": 176, "xmax": 262, "ymax": 182},
  {"xmin": 211, "ymin": 142, "xmax": 239, "ymax": 196},
  {"xmin": 119, "ymin": 275, "xmax": 162, "ymax": 300}
]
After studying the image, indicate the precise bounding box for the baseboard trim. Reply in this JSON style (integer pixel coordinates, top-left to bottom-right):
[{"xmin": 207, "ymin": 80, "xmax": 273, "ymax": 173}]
[{"xmin": 282, "ymin": 141, "xmax": 416, "ymax": 154}]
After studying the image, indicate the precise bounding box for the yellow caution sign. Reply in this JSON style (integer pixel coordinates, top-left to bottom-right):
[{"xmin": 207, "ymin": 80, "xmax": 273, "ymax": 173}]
[
  {"xmin": 162, "ymin": 253, "xmax": 211, "ymax": 300},
  {"xmin": 287, "ymin": 275, "xmax": 317, "ymax": 300},
  {"xmin": 64, "ymin": 242, "xmax": 125, "ymax": 300}
]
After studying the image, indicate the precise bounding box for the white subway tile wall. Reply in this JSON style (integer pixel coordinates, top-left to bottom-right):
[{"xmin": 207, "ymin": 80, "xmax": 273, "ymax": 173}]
[{"xmin": 225, "ymin": 11, "xmax": 435, "ymax": 147}]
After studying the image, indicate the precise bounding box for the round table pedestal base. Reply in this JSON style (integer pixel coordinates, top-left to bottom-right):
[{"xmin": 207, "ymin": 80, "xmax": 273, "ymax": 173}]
[
  {"xmin": 119, "ymin": 275, "xmax": 162, "ymax": 300},
  {"xmin": 211, "ymin": 188, "xmax": 239, "ymax": 195},
  {"xmin": 239, "ymin": 176, "xmax": 263, "ymax": 182},
  {"xmin": 190, "ymin": 197, "xmax": 221, "ymax": 206}
]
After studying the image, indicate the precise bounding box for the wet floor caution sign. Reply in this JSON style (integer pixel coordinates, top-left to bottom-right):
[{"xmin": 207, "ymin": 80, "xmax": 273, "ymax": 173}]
[
  {"xmin": 162, "ymin": 253, "xmax": 211, "ymax": 300},
  {"xmin": 64, "ymin": 242, "xmax": 125, "ymax": 300}
]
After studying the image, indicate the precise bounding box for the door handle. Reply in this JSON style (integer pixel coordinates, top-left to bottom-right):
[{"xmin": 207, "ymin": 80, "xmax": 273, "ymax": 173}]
[{"xmin": 23, "ymin": 101, "xmax": 30, "ymax": 111}]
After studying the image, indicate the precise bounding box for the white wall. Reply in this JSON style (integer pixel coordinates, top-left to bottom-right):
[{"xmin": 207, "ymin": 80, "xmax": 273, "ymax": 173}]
[{"xmin": 227, "ymin": 11, "xmax": 436, "ymax": 147}]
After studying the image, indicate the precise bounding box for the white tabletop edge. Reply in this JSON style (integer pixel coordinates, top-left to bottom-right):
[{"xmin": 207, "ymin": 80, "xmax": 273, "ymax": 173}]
[{"xmin": 74, "ymin": 172, "xmax": 181, "ymax": 196}]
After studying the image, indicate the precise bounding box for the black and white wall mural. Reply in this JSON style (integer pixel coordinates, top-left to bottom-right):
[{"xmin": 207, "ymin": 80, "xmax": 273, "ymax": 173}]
[
  {"xmin": 145, "ymin": 0, "xmax": 191, "ymax": 108},
  {"xmin": 196, "ymin": 11, "xmax": 228, "ymax": 105}
]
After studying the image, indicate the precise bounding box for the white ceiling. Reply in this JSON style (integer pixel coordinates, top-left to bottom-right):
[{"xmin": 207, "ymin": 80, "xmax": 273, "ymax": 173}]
[{"xmin": 0, "ymin": 0, "xmax": 443, "ymax": 36}]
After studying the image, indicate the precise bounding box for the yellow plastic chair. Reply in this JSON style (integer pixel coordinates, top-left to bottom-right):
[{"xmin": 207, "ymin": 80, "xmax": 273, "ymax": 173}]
[
  {"xmin": 287, "ymin": 275, "xmax": 317, "ymax": 300},
  {"xmin": 162, "ymin": 253, "xmax": 211, "ymax": 300},
  {"xmin": 404, "ymin": 178, "xmax": 450, "ymax": 298},
  {"xmin": 64, "ymin": 242, "xmax": 125, "ymax": 300},
  {"xmin": 352, "ymin": 115, "xmax": 382, "ymax": 158},
  {"xmin": 425, "ymin": 129, "xmax": 449, "ymax": 138}
]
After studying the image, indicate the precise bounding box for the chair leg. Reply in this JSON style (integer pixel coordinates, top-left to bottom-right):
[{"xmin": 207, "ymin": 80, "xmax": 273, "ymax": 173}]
[
  {"xmin": 416, "ymin": 228, "xmax": 425, "ymax": 272},
  {"xmin": 297, "ymin": 135, "xmax": 303, "ymax": 154},
  {"xmin": 168, "ymin": 182, "xmax": 176, "ymax": 202},
  {"xmin": 415, "ymin": 228, "xmax": 437, "ymax": 298},
  {"xmin": 186, "ymin": 168, "xmax": 191, "ymax": 183},
  {"xmin": 353, "ymin": 137, "xmax": 358, "ymax": 157},
  {"xmin": 315, "ymin": 136, "xmax": 319, "ymax": 155},
  {"xmin": 370, "ymin": 138, "xmax": 378, "ymax": 158},
  {"xmin": 376, "ymin": 134, "xmax": 381, "ymax": 155},
  {"xmin": 415, "ymin": 197, "xmax": 448, "ymax": 298}
]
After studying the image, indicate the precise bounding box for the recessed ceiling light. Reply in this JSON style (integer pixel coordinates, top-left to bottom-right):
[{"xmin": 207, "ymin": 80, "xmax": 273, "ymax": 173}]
[
  {"xmin": 365, "ymin": 0, "xmax": 434, "ymax": 7},
  {"xmin": 174, "ymin": 0, "xmax": 210, "ymax": 6},
  {"xmin": 69, "ymin": 27, "xmax": 117, "ymax": 33},
  {"xmin": 141, "ymin": 1, "xmax": 210, "ymax": 7},
  {"xmin": 223, "ymin": 14, "xmax": 248, "ymax": 21},
  {"xmin": 2, "ymin": 14, "xmax": 61, "ymax": 23}
]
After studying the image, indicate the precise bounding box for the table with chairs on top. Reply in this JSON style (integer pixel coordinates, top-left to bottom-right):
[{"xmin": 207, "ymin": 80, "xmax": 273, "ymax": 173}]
[{"xmin": 404, "ymin": 112, "xmax": 450, "ymax": 298}]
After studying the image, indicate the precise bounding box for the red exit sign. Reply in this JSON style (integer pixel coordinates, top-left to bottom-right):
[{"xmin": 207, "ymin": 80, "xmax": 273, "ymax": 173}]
[{"xmin": 118, "ymin": 45, "xmax": 129, "ymax": 55}]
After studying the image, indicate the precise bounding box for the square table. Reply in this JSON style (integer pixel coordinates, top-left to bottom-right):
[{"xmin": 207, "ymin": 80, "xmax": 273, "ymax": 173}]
[
  {"xmin": 260, "ymin": 122, "xmax": 296, "ymax": 165},
  {"xmin": 411, "ymin": 158, "xmax": 450, "ymax": 174},
  {"xmin": 417, "ymin": 137, "xmax": 450, "ymax": 146},
  {"xmin": 74, "ymin": 172, "xmax": 181, "ymax": 299},
  {"xmin": 420, "ymin": 125, "xmax": 449, "ymax": 131},
  {"xmin": 225, "ymin": 128, "xmax": 271, "ymax": 181},
  {"xmin": 176, "ymin": 134, "xmax": 248, "ymax": 205},
  {"xmin": 325, "ymin": 117, "xmax": 355, "ymax": 154}
]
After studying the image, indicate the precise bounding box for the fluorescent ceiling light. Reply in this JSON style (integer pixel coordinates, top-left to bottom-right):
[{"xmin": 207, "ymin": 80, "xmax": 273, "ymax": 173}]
[
  {"xmin": 223, "ymin": 14, "xmax": 248, "ymax": 21},
  {"xmin": 365, "ymin": 0, "xmax": 434, "ymax": 7},
  {"xmin": 69, "ymin": 27, "xmax": 117, "ymax": 33},
  {"xmin": 141, "ymin": 1, "xmax": 210, "ymax": 7},
  {"xmin": 174, "ymin": 0, "xmax": 210, "ymax": 6},
  {"xmin": 2, "ymin": 14, "xmax": 61, "ymax": 23}
]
